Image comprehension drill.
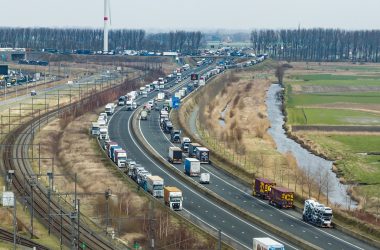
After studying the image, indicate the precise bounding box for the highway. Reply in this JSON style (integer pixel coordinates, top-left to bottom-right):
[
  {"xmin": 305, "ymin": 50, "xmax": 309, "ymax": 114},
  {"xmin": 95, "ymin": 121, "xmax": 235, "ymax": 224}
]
[
  {"xmin": 0, "ymin": 71, "xmax": 120, "ymax": 111},
  {"xmin": 108, "ymin": 65, "xmax": 299, "ymax": 249},
  {"xmin": 108, "ymin": 64, "xmax": 376, "ymax": 250}
]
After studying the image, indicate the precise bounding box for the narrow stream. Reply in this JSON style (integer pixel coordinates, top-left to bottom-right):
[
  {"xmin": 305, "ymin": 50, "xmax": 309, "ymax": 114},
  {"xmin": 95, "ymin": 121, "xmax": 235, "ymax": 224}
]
[
  {"xmin": 266, "ymin": 84, "xmax": 357, "ymax": 208},
  {"xmin": 218, "ymin": 103, "xmax": 230, "ymax": 127}
]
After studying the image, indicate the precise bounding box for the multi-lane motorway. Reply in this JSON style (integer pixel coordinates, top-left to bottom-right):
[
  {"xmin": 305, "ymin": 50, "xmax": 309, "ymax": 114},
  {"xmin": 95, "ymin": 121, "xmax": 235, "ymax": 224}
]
[{"xmin": 108, "ymin": 64, "xmax": 376, "ymax": 250}]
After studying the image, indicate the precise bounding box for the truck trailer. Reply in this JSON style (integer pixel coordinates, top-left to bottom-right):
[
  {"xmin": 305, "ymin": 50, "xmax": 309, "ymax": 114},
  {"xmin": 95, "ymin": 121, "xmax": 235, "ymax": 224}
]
[
  {"xmin": 253, "ymin": 178, "xmax": 276, "ymax": 199},
  {"xmin": 195, "ymin": 147, "xmax": 210, "ymax": 164},
  {"xmin": 170, "ymin": 130, "xmax": 181, "ymax": 143},
  {"xmin": 269, "ymin": 186, "xmax": 294, "ymax": 208},
  {"xmin": 105, "ymin": 103, "xmax": 116, "ymax": 115},
  {"xmin": 188, "ymin": 143, "xmax": 201, "ymax": 158},
  {"xmin": 303, "ymin": 199, "xmax": 333, "ymax": 228},
  {"xmin": 146, "ymin": 176, "xmax": 164, "ymax": 198},
  {"xmin": 168, "ymin": 147, "xmax": 182, "ymax": 164},
  {"xmin": 164, "ymin": 187, "xmax": 183, "ymax": 211},
  {"xmin": 184, "ymin": 158, "xmax": 201, "ymax": 176},
  {"xmin": 114, "ymin": 150, "xmax": 127, "ymax": 168},
  {"xmin": 253, "ymin": 237, "xmax": 285, "ymax": 250}
]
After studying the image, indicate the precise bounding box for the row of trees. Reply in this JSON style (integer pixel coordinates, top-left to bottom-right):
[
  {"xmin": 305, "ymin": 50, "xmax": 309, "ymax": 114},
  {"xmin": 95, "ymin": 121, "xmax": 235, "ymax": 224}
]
[
  {"xmin": 251, "ymin": 29, "xmax": 380, "ymax": 62},
  {"xmin": 0, "ymin": 27, "xmax": 203, "ymax": 52}
]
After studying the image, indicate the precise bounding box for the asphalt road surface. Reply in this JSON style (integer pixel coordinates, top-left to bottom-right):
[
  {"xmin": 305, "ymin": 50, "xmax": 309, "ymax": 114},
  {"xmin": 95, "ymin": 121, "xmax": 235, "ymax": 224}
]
[{"xmin": 108, "ymin": 64, "xmax": 376, "ymax": 250}]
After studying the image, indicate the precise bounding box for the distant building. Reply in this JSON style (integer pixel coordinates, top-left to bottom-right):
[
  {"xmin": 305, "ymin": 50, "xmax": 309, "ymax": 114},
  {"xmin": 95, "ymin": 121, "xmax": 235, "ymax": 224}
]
[{"xmin": 0, "ymin": 48, "xmax": 26, "ymax": 62}]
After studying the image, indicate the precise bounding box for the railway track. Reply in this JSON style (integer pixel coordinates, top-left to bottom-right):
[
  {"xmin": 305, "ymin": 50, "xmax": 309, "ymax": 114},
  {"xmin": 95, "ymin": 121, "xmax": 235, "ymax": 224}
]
[
  {"xmin": 0, "ymin": 228, "xmax": 50, "ymax": 250},
  {"xmin": 0, "ymin": 76, "xmax": 143, "ymax": 249}
]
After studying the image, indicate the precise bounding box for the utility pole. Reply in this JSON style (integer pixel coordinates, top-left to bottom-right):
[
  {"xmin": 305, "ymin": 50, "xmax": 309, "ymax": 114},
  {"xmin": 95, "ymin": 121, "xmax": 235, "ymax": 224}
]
[
  {"xmin": 7, "ymin": 170, "xmax": 17, "ymax": 250},
  {"xmin": 47, "ymin": 171, "xmax": 53, "ymax": 235},
  {"xmin": 149, "ymin": 200, "xmax": 155, "ymax": 250},
  {"xmin": 29, "ymin": 177, "xmax": 37, "ymax": 239},
  {"xmin": 77, "ymin": 199, "xmax": 80, "ymax": 249},
  {"xmin": 218, "ymin": 229, "xmax": 222, "ymax": 250},
  {"xmin": 105, "ymin": 188, "xmax": 112, "ymax": 235}
]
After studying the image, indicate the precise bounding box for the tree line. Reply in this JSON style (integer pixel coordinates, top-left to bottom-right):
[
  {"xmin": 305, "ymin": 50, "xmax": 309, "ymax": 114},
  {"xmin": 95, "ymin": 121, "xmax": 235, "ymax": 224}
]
[
  {"xmin": 251, "ymin": 29, "xmax": 380, "ymax": 62},
  {"xmin": 0, "ymin": 27, "xmax": 203, "ymax": 52}
]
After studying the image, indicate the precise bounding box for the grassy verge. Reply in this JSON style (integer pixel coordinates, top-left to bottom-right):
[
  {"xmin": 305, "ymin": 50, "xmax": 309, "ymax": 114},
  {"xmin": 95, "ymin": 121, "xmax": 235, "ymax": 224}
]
[{"xmin": 31, "ymin": 106, "xmax": 223, "ymax": 249}]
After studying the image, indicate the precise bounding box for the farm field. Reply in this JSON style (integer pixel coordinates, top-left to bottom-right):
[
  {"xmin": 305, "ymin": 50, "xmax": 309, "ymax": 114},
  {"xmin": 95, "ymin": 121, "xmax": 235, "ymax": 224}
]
[{"xmin": 285, "ymin": 62, "xmax": 380, "ymax": 214}]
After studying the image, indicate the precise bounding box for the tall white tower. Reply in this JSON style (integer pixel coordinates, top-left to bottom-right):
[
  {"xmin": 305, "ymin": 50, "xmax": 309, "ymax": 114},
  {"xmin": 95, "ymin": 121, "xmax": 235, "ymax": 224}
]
[{"xmin": 103, "ymin": 0, "xmax": 110, "ymax": 52}]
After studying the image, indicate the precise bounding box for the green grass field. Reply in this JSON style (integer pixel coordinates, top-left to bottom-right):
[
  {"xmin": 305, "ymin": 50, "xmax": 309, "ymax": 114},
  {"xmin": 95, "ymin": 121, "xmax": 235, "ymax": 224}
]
[
  {"xmin": 287, "ymin": 108, "xmax": 380, "ymax": 125},
  {"xmin": 306, "ymin": 134, "xmax": 380, "ymax": 185},
  {"xmin": 312, "ymin": 64, "xmax": 380, "ymax": 72},
  {"xmin": 286, "ymin": 64, "xmax": 380, "ymax": 213},
  {"xmin": 289, "ymin": 79, "xmax": 380, "ymax": 87},
  {"xmin": 289, "ymin": 74, "xmax": 380, "ymax": 81},
  {"xmin": 287, "ymin": 92, "xmax": 380, "ymax": 107}
]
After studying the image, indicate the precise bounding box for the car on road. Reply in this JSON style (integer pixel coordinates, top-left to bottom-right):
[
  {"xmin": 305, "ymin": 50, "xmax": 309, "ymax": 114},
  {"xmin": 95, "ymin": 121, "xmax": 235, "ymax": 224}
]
[{"xmin": 30, "ymin": 90, "xmax": 37, "ymax": 96}]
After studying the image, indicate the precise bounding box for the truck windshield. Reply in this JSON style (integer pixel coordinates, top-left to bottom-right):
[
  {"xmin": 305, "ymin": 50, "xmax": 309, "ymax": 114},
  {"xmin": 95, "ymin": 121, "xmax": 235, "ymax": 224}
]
[
  {"xmin": 153, "ymin": 185, "xmax": 163, "ymax": 190},
  {"xmin": 118, "ymin": 157, "xmax": 127, "ymax": 161},
  {"xmin": 170, "ymin": 197, "xmax": 181, "ymax": 202}
]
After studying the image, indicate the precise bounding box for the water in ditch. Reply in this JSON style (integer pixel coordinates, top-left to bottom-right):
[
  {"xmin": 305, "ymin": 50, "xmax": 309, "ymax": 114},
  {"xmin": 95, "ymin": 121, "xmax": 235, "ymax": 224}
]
[{"xmin": 266, "ymin": 83, "xmax": 357, "ymax": 208}]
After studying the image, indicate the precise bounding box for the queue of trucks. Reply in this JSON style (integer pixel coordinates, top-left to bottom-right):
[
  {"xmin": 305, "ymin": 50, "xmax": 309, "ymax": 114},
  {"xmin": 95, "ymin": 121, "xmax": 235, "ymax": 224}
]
[
  {"xmin": 253, "ymin": 176, "xmax": 333, "ymax": 227},
  {"xmin": 89, "ymin": 70, "xmax": 189, "ymax": 211}
]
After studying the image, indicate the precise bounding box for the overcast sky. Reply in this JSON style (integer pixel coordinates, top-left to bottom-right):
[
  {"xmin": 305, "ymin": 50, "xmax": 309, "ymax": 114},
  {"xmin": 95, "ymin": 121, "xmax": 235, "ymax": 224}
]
[{"xmin": 0, "ymin": 0, "xmax": 379, "ymax": 31}]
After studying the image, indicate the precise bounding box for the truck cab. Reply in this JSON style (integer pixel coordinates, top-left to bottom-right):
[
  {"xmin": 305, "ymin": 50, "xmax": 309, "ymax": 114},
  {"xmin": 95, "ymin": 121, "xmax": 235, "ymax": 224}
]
[
  {"xmin": 147, "ymin": 176, "xmax": 164, "ymax": 198},
  {"xmin": 170, "ymin": 130, "xmax": 181, "ymax": 143},
  {"xmin": 181, "ymin": 137, "xmax": 191, "ymax": 152},
  {"xmin": 118, "ymin": 96, "xmax": 126, "ymax": 106},
  {"xmin": 126, "ymin": 100, "xmax": 133, "ymax": 111},
  {"xmin": 164, "ymin": 187, "xmax": 183, "ymax": 211},
  {"xmin": 163, "ymin": 120, "xmax": 173, "ymax": 134},
  {"xmin": 105, "ymin": 103, "xmax": 115, "ymax": 115},
  {"xmin": 91, "ymin": 122, "xmax": 100, "ymax": 135},
  {"xmin": 99, "ymin": 127, "xmax": 109, "ymax": 140}
]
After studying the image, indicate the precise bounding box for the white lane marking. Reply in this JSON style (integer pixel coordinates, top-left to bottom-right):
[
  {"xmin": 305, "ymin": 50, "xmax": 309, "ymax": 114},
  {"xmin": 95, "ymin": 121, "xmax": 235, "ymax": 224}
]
[
  {"xmin": 182, "ymin": 208, "xmax": 250, "ymax": 250},
  {"xmin": 108, "ymin": 101, "xmax": 263, "ymax": 250},
  {"xmin": 153, "ymin": 94, "xmax": 365, "ymax": 250},
  {"xmin": 136, "ymin": 114, "xmax": 299, "ymax": 250}
]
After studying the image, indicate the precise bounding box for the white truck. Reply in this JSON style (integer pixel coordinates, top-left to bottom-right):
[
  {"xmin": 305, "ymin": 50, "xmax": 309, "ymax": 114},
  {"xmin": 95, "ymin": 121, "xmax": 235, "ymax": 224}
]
[
  {"xmin": 105, "ymin": 103, "xmax": 116, "ymax": 115},
  {"xmin": 140, "ymin": 110, "xmax": 148, "ymax": 120},
  {"xmin": 132, "ymin": 102, "xmax": 137, "ymax": 109},
  {"xmin": 253, "ymin": 238, "xmax": 285, "ymax": 250},
  {"xmin": 114, "ymin": 150, "xmax": 127, "ymax": 168},
  {"xmin": 200, "ymin": 173, "xmax": 210, "ymax": 184},
  {"xmin": 99, "ymin": 113, "xmax": 108, "ymax": 123},
  {"xmin": 179, "ymin": 89, "xmax": 186, "ymax": 98},
  {"xmin": 91, "ymin": 122, "xmax": 100, "ymax": 135},
  {"xmin": 146, "ymin": 175, "xmax": 164, "ymax": 198},
  {"xmin": 99, "ymin": 127, "xmax": 109, "ymax": 140},
  {"xmin": 164, "ymin": 186, "xmax": 183, "ymax": 211},
  {"xmin": 303, "ymin": 199, "xmax": 333, "ymax": 228},
  {"xmin": 184, "ymin": 158, "xmax": 201, "ymax": 176},
  {"xmin": 157, "ymin": 92, "xmax": 165, "ymax": 101},
  {"xmin": 126, "ymin": 100, "xmax": 133, "ymax": 111},
  {"xmin": 168, "ymin": 147, "xmax": 182, "ymax": 164}
]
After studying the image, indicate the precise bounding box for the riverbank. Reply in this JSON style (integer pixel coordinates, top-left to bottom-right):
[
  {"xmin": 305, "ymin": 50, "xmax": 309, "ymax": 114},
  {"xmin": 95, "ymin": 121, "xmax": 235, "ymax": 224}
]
[
  {"xmin": 176, "ymin": 62, "xmax": 380, "ymax": 244},
  {"xmin": 283, "ymin": 62, "xmax": 380, "ymax": 217}
]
